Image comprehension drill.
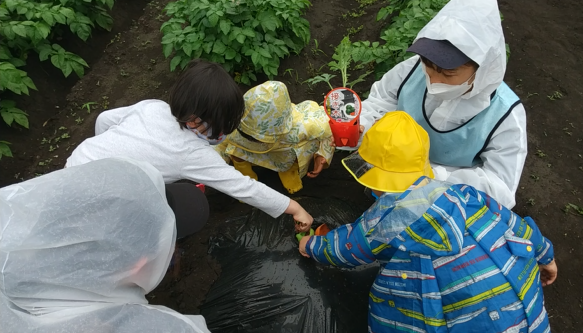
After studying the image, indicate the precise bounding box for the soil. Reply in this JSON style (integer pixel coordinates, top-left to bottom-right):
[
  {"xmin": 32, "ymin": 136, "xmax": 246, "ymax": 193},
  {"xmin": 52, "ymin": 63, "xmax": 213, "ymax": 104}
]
[{"xmin": 1, "ymin": 0, "xmax": 582, "ymax": 331}]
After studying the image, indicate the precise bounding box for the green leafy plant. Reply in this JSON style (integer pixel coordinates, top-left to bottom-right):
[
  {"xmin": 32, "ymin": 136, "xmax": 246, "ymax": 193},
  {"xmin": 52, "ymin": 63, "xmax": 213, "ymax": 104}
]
[
  {"xmin": 0, "ymin": 99, "xmax": 28, "ymax": 129},
  {"xmin": 374, "ymin": 0, "xmax": 449, "ymax": 75},
  {"xmin": 0, "ymin": 0, "xmax": 115, "ymax": 159},
  {"xmin": 304, "ymin": 73, "xmax": 336, "ymax": 90},
  {"xmin": 370, "ymin": 0, "xmax": 511, "ymax": 77},
  {"xmin": 304, "ymin": 36, "xmax": 373, "ymax": 90},
  {"xmin": 0, "ymin": 140, "xmax": 12, "ymax": 160},
  {"xmin": 161, "ymin": 0, "xmax": 311, "ymax": 84}
]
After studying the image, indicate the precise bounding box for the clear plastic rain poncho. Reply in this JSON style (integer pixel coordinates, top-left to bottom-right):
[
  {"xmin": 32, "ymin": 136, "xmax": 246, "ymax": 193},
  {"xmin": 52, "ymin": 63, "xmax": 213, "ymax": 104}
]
[
  {"xmin": 0, "ymin": 158, "xmax": 210, "ymax": 333},
  {"xmin": 367, "ymin": 177, "xmax": 451, "ymax": 245}
]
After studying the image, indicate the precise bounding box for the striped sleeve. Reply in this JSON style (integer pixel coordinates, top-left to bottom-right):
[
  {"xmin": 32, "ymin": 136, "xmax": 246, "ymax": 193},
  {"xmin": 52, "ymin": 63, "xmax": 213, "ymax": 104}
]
[
  {"xmin": 304, "ymin": 220, "xmax": 376, "ymax": 268},
  {"xmin": 479, "ymin": 190, "xmax": 554, "ymax": 265}
]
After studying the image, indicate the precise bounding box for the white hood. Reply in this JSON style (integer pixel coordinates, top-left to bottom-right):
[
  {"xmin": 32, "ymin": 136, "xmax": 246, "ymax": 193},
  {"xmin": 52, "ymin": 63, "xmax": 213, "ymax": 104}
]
[
  {"xmin": 0, "ymin": 158, "xmax": 207, "ymax": 333},
  {"xmin": 415, "ymin": 0, "xmax": 506, "ymax": 111}
]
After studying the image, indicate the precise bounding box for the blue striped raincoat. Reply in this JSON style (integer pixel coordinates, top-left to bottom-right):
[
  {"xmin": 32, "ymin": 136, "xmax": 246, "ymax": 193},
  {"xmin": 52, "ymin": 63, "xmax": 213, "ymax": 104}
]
[{"xmin": 304, "ymin": 177, "xmax": 554, "ymax": 333}]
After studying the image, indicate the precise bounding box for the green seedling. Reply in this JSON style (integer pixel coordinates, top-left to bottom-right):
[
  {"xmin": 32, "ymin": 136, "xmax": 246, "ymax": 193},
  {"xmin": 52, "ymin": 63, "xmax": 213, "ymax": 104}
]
[
  {"xmin": 38, "ymin": 158, "xmax": 52, "ymax": 166},
  {"xmin": 535, "ymin": 150, "xmax": 546, "ymax": 157},
  {"xmin": 283, "ymin": 68, "xmax": 298, "ymax": 82},
  {"xmin": 527, "ymin": 198, "xmax": 535, "ymax": 206},
  {"xmin": 304, "ymin": 36, "xmax": 373, "ymax": 90},
  {"xmin": 342, "ymin": 10, "xmax": 366, "ymax": 19},
  {"xmin": 547, "ymin": 91, "xmax": 563, "ymax": 100},
  {"xmin": 311, "ymin": 39, "xmax": 327, "ymax": 56},
  {"xmin": 75, "ymin": 117, "xmax": 84, "ymax": 124},
  {"xmin": 107, "ymin": 33, "xmax": 122, "ymax": 48},
  {"xmin": 102, "ymin": 96, "xmax": 110, "ymax": 109},
  {"xmin": 526, "ymin": 92, "xmax": 538, "ymax": 98},
  {"xmin": 357, "ymin": 0, "xmax": 378, "ymax": 6},
  {"xmin": 564, "ymin": 203, "xmax": 583, "ymax": 216},
  {"xmin": 530, "ymin": 174, "xmax": 540, "ymax": 181},
  {"xmin": 347, "ymin": 25, "xmax": 364, "ymax": 36},
  {"xmin": 82, "ymin": 102, "xmax": 97, "ymax": 113}
]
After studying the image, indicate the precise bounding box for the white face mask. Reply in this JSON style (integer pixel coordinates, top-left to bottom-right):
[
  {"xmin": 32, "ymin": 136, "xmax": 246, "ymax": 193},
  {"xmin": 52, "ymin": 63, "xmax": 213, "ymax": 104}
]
[
  {"xmin": 187, "ymin": 122, "xmax": 226, "ymax": 145},
  {"xmin": 422, "ymin": 63, "xmax": 476, "ymax": 100}
]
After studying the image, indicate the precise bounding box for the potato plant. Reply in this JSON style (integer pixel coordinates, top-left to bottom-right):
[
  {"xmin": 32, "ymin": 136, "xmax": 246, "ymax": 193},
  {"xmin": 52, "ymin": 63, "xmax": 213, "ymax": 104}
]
[
  {"xmin": 0, "ymin": 0, "xmax": 115, "ymax": 159},
  {"xmin": 369, "ymin": 0, "xmax": 508, "ymax": 77},
  {"xmin": 161, "ymin": 0, "xmax": 311, "ymax": 84},
  {"xmin": 372, "ymin": 0, "xmax": 449, "ymax": 76}
]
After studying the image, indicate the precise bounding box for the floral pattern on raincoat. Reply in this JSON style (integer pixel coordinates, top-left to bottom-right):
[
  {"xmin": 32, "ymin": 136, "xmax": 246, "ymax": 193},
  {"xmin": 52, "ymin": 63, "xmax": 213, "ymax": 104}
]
[{"xmin": 214, "ymin": 81, "xmax": 334, "ymax": 177}]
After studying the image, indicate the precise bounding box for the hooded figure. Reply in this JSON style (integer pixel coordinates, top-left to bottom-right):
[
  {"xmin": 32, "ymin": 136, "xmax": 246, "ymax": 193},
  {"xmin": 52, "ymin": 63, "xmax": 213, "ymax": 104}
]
[
  {"xmin": 214, "ymin": 81, "xmax": 335, "ymax": 194},
  {"xmin": 358, "ymin": 0, "xmax": 526, "ymax": 209},
  {"xmin": 299, "ymin": 112, "xmax": 556, "ymax": 333},
  {"xmin": 0, "ymin": 158, "xmax": 210, "ymax": 333}
]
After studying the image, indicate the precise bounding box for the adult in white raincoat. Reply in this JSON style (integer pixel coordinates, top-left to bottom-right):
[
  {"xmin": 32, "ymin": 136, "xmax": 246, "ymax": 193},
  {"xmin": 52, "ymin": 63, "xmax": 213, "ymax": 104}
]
[
  {"xmin": 0, "ymin": 158, "xmax": 211, "ymax": 333},
  {"xmin": 359, "ymin": 0, "xmax": 525, "ymax": 208}
]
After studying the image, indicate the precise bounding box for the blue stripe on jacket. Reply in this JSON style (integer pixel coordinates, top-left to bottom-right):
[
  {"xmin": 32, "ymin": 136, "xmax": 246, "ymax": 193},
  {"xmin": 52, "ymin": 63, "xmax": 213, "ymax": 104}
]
[{"xmin": 305, "ymin": 180, "xmax": 553, "ymax": 333}]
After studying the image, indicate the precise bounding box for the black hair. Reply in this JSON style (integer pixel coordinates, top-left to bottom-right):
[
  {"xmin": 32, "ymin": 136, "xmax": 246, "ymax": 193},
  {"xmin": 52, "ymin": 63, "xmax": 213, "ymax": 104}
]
[
  {"xmin": 169, "ymin": 59, "xmax": 244, "ymax": 139},
  {"xmin": 420, "ymin": 56, "xmax": 479, "ymax": 73}
]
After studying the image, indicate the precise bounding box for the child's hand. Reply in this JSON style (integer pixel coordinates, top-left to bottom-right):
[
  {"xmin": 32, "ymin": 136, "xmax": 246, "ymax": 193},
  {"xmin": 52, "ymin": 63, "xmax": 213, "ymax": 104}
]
[
  {"xmin": 539, "ymin": 259, "xmax": 558, "ymax": 287},
  {"xmin": 299, "ymin": 236, "xmax": 311, "ymax": 258},
  {"xmin": 306, "ymin": 154, "xmax": 327, "ymax": 178}
]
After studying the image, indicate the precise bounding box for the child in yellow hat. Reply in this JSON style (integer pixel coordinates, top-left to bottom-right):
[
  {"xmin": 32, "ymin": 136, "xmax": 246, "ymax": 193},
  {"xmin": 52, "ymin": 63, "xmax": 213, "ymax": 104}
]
[
  {"xmin": 298, "ymin": 111, "xmax": 557, "ymax": 333},
  {"xmin": 214, "ymin": 81, "xmax": 335, "ymax": 194}
]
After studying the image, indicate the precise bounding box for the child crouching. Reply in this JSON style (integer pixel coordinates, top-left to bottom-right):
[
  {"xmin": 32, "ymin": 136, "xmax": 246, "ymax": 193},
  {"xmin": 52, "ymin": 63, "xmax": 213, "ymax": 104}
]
[{"xmin": 214, "ymin": 81, "xmax": 334, "ymax": 194}]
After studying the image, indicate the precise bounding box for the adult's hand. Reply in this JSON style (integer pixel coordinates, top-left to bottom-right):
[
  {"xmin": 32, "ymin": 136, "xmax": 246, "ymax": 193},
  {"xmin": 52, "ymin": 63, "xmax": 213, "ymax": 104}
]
[{"xmin": 285, "ymin": 199, "xmax": 313, "ymax": 232}]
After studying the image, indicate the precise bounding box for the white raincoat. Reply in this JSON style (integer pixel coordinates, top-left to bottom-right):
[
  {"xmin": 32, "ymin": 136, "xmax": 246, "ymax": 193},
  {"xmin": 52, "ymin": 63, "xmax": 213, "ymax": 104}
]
[
  {"xmin": 359, "ymin": 0, "xmax": 527, "ymax": 208},
  {"xmin": 0, "ymin": 158, "xmax": 210, "ymax": 333}
]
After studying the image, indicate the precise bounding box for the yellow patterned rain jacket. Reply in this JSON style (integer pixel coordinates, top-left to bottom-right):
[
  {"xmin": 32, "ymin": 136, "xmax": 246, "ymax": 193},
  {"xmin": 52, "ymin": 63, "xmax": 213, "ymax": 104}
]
[{"xmin": 214, "ymin": 81, "xmax": 334, "ymax": 177}]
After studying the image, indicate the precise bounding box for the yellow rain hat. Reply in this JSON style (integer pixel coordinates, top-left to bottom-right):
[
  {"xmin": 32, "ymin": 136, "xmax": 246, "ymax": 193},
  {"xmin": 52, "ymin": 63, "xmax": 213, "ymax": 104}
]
[
  {"xmin": 342, "ymin": 111, "xmax": 434, "ymax": 192},
  {"xmin": 226, "ymin": 81, "xmax": 293, "ymax": 153}
]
